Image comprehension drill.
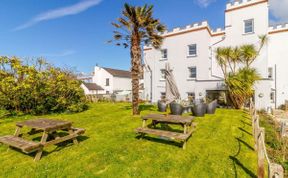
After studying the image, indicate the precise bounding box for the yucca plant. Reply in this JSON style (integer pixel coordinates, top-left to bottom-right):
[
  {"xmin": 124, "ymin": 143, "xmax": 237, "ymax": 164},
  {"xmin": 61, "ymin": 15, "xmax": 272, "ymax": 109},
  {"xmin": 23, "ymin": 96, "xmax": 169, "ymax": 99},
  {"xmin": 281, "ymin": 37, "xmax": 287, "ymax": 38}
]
[
  {"xmin": 215, "ymin": 35, "xmax": 267, "ymax": 109},
  {"xmin": 111, "ymin": 3, "xmax": 166, "ymax": 115}
]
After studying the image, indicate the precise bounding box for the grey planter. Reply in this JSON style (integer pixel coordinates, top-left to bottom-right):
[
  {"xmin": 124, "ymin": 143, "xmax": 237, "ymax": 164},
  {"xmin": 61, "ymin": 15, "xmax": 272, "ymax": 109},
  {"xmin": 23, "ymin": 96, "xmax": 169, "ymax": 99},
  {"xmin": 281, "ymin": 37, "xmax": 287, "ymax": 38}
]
[
  {"xmin": 206, "ymin": 100, "xmax": 217, "ymax": 114},
  {"xmin": 192, "ymin": 103, "xmax": 207, "ymax": 117},
  {"xmin": 170, "ymin": 102, "xmax": 183, "ymax": 115},
  {"xmin": 157, "ymin": 100, "xmax": 167, "ymax": 112}
]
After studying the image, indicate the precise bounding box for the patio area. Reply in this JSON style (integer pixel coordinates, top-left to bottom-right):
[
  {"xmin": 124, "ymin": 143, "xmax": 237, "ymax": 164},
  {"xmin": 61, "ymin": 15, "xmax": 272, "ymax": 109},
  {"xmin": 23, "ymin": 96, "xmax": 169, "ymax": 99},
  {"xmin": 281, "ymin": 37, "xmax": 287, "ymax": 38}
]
[{"xmin": 0, "ymin": 102, "xmax": 257, "ymax": 177}]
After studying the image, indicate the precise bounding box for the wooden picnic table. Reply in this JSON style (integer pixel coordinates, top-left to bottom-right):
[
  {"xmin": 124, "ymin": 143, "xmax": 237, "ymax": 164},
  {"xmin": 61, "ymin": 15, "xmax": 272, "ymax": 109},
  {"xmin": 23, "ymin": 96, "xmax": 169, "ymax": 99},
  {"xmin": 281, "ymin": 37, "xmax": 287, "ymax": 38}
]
[
  {"xmin": 136, "ymin": 114, "xmax": 195, "ymax": 149},
  {"xmin": 0, "ymin": 118, "xmax": 85, "ymax": 161}
]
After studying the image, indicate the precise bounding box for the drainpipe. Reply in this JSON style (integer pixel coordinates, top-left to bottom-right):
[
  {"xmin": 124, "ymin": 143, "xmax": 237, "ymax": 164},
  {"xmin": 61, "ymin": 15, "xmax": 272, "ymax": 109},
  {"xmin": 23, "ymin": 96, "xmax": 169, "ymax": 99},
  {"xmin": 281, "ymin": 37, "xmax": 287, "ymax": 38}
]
[
  {"xmin": 209, "ymin": 35, "xmax": 226, "ymax": 79},
  {"xmin": 147, "ymin": 65, "xmax": 153, "ymax": 102},
  {"xmin": 275, "ymin": 64, "xmax": 277, "ymax": 109}
]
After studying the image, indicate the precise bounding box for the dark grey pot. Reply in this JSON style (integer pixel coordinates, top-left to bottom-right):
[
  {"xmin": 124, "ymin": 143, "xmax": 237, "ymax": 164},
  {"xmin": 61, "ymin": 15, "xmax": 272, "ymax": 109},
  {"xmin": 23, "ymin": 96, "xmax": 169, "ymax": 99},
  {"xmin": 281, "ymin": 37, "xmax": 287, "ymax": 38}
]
[
  {"xmin": 206, "ymin": 100, "xmax": 217, "ymax": 114},
  {"xmin": 157, "ymin": 100, "xmax": 167, "ymax": 112},
  {"xmin": 192, "ymin": 103, "xmax": 206, "ymax": 117},
  {"xmin": 170, "ymin": 102, "xmax": 183, "ymax": 115}
]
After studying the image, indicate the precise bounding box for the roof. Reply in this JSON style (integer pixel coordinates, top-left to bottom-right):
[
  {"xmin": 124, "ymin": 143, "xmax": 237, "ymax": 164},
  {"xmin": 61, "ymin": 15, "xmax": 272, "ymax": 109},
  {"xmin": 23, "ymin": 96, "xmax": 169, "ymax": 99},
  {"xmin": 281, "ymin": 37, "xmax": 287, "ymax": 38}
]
[
  {"xmin": 103, "ymin": 67, "xmax": 131, "ymax": 78},
  {"xmin": 82, "ymin": 83, "xmax": 104, "ymax": 91}
]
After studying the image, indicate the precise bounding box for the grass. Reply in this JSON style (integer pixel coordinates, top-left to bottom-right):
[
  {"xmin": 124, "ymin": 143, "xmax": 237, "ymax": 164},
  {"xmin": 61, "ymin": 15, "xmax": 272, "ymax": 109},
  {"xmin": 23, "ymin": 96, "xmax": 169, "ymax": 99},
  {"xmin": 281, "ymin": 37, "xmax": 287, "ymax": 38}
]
[{"xmin": 0, "ymin": 103, "xmax": 257, "ymax": 177}]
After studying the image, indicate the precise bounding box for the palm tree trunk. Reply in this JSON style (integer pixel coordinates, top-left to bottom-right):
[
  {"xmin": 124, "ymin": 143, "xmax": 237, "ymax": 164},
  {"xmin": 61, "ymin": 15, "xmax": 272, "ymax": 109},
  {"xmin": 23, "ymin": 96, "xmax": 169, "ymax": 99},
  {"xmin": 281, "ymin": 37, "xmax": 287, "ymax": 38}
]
[{"xmin": 130, "ymin": 31, "xmax": 141, "ymax": 115}]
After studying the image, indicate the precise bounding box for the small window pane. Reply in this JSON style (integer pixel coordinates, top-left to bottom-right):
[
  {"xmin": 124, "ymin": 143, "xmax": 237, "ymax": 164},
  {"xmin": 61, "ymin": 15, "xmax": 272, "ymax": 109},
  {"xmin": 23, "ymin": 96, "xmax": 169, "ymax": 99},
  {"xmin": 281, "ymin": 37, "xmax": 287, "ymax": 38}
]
[
  {"xmin": 268, "ymin": 67, "xmax": 273, "ymax": 79},
  {"xmin": 160, "ymin": 69, "xmax": 166, "ymax": 79},
  {"xmin": 244, "ymin": 19, "xmax": 254, "ymax": 33},
  {"xmin": 188, "ymin": 67, "xmax": 197, "ymax": 78},
  {"xmin": 161, "ymin": 49, "xmax": 167, "ymax": 59},
  {"xmin": 270, "ymin": 92, "xmax": 275, "ymax": 103},
  {"xmin": 106, "ymin": 78, "xmax": 109, "ymax": 86},
  {"xmin": 188, "ymin": 44, "xmax": 197, "ymax": 56}
]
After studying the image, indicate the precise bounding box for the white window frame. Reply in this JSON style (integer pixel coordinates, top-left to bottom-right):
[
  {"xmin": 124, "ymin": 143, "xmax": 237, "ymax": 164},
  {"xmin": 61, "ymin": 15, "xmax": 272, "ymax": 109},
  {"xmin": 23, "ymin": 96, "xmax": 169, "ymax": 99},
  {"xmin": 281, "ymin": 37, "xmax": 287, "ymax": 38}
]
[
  {"xmin": 188, "ymin": 67, "xmax": 197, "ymax": 79},
  {"xmin": 187, "ymin": 44, "xmax": 197, "ymax": 57},
  {"xmin": 244, "ymin": 19, "xmax": 254, "ymax": 34},
  {"xmin": 161, "ymin": 49, "xmax": 168, "ymax": 60}
]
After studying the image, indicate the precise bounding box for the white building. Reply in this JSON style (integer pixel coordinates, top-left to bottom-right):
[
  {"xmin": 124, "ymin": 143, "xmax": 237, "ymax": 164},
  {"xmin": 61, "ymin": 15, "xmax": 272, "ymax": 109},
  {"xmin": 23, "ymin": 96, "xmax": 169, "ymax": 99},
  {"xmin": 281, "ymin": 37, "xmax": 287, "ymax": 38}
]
[
  {"xmin": 80, "ymin": 66, "xmax": 132, "ymax": 95},
  {"xmin": 143, "ymin": 0, "xmax": 288, "ymax": 110}
]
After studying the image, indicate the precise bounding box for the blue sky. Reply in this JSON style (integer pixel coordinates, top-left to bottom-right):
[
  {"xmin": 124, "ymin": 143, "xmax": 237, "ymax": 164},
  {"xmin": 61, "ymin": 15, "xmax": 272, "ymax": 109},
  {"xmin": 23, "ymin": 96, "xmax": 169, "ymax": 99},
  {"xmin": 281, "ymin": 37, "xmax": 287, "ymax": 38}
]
[{"xmin": 0, "ymin": 0, "xmax": 286, "ymax": 73}]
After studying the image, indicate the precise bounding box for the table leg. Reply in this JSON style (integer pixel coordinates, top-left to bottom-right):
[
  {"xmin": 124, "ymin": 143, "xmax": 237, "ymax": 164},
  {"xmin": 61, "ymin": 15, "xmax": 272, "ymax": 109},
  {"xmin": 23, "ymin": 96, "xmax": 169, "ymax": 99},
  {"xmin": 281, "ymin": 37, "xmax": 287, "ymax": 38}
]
[
  {"xmin": 8, "ymin": 126, "xmax": 22, "ymax": 151},
  {"xmin": 34, "ymin": 132, "xmax": 48, "ymax": 161},
  {"xmin": 69, "ymin": 128, "xmax": 78, "ymax": 145},
  {"xmin": 14, "ymin": 126, "xmax": 22, "ymax": 137},
  {"xmin": 184, "ymin": 124, "xmax": 187, "ymax": 134},
  {"xmin": 142, "ymin": 119, "xmax": 147, "ymax": 128}
]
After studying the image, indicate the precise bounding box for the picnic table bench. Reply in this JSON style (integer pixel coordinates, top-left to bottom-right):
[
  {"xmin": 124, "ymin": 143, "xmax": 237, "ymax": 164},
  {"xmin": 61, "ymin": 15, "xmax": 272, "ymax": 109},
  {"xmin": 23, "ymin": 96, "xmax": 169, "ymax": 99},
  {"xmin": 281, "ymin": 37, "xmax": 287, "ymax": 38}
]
[
  {"xmin": 136, "ymin": 114, "xmax": 195, "ymax": 149},
  {"xmin": 0, "ymin": 118, "xmax": 85, "ymax": 161}
]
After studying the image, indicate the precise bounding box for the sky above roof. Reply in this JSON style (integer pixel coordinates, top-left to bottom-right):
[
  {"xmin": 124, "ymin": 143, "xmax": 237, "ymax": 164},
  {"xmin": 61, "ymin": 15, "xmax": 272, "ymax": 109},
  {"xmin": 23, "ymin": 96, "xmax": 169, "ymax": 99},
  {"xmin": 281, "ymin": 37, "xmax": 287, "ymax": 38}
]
[{"xmin": 0, "ymin": 0, "xmax": 286, "ymax": 73}]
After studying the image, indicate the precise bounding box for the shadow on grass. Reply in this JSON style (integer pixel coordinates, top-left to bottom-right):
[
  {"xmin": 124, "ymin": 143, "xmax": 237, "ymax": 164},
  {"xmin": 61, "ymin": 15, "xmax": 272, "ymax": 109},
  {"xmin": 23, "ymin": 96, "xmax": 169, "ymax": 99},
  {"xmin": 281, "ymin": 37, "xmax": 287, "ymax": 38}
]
[
  {"xmin": 238, "ymin": 127, "xmax": 252, "ymax": 136},
  {"xmin": 241, "ymin": 120, "xmax": 252, "ymax": 127},
  {"xmin": 139, "ymin": 104, "xmax": 155, "ymax": 112},
  {"xmin": 229, "ymin": 156, "xmax": 257, "ymax": 178},
  {"xmin": 229, "ymin": 114, "xmax": 256, "ymax": 178},
  {"xmin": 135, "ymin": 135, "xmax": 182, "ymax": 148},
  {"xmin": 10, "ymin": 135, "xmax": 90, "ymax": 160},
  {"xmin": 236, "ymin": 138, "xmax": 254, "ymax": 151},
  {"xmin": 122, "ymin": 104, "xmax": 156, "ymax": 112}
]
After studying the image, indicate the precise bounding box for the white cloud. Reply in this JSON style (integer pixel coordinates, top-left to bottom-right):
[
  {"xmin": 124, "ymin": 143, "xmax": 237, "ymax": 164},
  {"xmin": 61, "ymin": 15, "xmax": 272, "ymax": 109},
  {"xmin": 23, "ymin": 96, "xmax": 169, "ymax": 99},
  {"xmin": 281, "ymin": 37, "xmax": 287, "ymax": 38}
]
[
  {"xmin": 14, "ymin": 0, "xmax": 102, "ymax": 31},
  {"xmin": 195, "ymin": 0, "xmax": 216, "ymax": 8},
  {"xmin": 40, "ymin": 50, "xmax": 76, "ymax": 57},
  {"xmin": 269, "ymin": 0, "xmax": 288, "ymax": 24}
]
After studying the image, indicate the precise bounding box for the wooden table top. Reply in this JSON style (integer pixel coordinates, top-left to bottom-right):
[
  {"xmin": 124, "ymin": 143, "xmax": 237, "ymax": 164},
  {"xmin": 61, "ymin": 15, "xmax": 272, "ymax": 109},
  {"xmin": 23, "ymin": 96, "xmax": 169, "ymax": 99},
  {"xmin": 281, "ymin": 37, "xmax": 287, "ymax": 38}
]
[
  {"xmin": 142, "ymin": 114, "xmax": 194, "ymax": 124},
  {"xmin": 16, "ymin": 118, "xmax": 72, "ymax": 132}
]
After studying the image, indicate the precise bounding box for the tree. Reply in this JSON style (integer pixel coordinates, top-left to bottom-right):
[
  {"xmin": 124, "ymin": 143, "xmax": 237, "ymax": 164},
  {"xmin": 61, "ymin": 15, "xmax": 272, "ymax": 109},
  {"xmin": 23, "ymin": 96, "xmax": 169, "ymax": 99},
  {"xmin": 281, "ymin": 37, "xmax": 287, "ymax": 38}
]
[
  {"xmin": 111, "ymin": 3, "xmax": 166, "ymax": 115},
  {"xmin": 215, "ymin": 35, "xmax": 267, "ymax": 109}
]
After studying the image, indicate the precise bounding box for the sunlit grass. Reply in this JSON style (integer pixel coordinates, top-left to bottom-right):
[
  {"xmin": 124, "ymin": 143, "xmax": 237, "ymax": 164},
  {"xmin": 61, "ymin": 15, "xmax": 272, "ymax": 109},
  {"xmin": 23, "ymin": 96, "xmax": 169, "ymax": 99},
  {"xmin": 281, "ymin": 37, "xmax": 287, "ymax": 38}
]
[{"xmin": 0, "ymin": 103, "xmax": 257, "ymax": 177}]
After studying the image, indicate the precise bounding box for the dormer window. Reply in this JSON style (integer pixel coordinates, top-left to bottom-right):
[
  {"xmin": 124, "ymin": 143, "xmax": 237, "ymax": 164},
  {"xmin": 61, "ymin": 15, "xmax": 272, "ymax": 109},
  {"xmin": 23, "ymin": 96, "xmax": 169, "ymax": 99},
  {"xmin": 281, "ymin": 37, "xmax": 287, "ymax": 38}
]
[
  {"xmin": 244, "ymin": 19, "xmax": 254, "ymax": 34},
  {"xmin": 161, "ymin": 49, "xmax": 167, "ymax": 60}
]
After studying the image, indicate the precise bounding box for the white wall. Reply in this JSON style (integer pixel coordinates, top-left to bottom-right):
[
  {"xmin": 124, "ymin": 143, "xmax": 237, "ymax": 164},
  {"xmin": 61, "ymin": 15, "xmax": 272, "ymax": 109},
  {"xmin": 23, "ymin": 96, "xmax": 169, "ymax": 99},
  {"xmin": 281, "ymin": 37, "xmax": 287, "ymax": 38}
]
[
  {"xmin": 113, "ymin": 77, "xmax": 131, "ymax": 91},
  {"xmin": 268, "ymin": 28, "xmax": 288, "ymax": 107},
  {"xmin": 80, "ymin": 84, "xmax": 98, "ymax": 95},
  {"xmin": 93, "ymin": 66, "xmax": 114, "ymax": 94}
]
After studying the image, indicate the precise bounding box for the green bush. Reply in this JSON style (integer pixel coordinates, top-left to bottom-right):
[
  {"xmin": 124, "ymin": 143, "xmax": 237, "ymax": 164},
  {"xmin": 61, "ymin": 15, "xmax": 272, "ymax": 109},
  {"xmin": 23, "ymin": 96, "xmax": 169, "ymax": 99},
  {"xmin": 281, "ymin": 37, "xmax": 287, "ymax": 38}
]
[{"xmin": 0, "ymin": 56, "xmax": 88, "ymax": 115}]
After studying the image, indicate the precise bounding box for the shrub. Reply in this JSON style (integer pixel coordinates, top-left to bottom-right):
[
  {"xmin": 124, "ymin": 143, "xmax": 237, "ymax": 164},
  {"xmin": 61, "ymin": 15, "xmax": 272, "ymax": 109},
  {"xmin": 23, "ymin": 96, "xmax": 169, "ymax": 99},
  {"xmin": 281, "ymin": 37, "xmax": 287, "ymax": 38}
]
[{"xmin": 0, "ymin": 56, "xmax": 88, "ymax": 115}]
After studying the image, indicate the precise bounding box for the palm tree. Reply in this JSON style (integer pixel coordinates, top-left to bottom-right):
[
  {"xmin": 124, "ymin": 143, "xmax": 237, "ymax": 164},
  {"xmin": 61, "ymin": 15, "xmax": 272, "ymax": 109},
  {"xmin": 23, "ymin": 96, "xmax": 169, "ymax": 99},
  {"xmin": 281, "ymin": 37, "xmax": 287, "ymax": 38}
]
[{"xmin": 111, "ymin": 3, "xmax": 166, "ymax": 115}]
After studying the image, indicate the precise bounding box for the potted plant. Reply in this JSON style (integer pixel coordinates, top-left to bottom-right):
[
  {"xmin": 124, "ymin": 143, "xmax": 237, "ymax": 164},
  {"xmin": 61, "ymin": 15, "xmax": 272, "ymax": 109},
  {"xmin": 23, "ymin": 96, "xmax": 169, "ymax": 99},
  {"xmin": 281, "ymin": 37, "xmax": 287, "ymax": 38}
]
[
  {"xmin": 191, "ymin": 99, "xmax": 207, "ymax": 117},
  {"xmin": 157, "ymin": 100, "xmax": 167, "ymax": 112},
  {"xmin": 170, "ymin": 100, "xmax": 184, "ymax": 115},
  {"xmin": 206, "ymin": 100, "xmax": 217, "ymax": 114}
]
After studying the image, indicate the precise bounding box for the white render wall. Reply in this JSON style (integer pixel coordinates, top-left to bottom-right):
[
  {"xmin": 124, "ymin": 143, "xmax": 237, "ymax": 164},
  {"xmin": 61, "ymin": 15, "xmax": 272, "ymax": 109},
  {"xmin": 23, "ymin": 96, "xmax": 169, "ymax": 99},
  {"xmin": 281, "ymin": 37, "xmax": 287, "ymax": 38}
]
[
  {"xmin": 113, "ymin": 76, "xmax": 131, "ymax": 91},
  {"xmin": 268, "ymin": 25, "xmax": 288, "ymax": 107},
  {"xmin": 143, "ymin": 0, "xmax": 288, "ymax": 110}
]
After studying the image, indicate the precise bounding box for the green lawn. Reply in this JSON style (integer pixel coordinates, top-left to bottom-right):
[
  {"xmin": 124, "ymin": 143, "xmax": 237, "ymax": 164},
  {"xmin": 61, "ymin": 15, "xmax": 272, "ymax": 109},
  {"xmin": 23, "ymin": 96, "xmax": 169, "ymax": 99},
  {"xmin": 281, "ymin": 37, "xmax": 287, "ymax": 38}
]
[{"xmin": 0, "ymin": 103, "xmax": 257, "ymax": 177}]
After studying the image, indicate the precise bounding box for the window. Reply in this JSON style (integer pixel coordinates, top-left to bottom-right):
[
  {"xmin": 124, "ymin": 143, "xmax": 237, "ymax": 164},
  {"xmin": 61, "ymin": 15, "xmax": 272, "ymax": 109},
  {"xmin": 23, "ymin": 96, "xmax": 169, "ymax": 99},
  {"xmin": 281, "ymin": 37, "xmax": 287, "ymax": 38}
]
[
  {"xmin": 106, "ymin": 78, "xmax": 109, "ymax": 86},
  {"xmin": 270, "ymin": 92, "xmax": 275, "ymax": 103},
  {"xmin": 160, "ymin": 92, "xmax": 166, "ymax": 100},
  {"xmin": 188, "ymin": 67, "xmax": 197, "ymax": 79},
  {"xmin": 188, "ymin": 44, "xmax": 197, "ymax": 56},
  {"xmin": 106, "ymin": 91, "xmax": 110, "ymax": 94},
  {"xmin": 161, "ymin": 49, "xmax": 167, "ymax": 59},
  {"xmin": 268, "ymin": 67, "xmax": 273, "ymax": 79},
  {"xmin": 244, "ymin": 19, "xmax": 254, "ymax": 34},
  {"xmin": 160, "ymin": 69, "xmax": 166, "ymax": 80}
]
